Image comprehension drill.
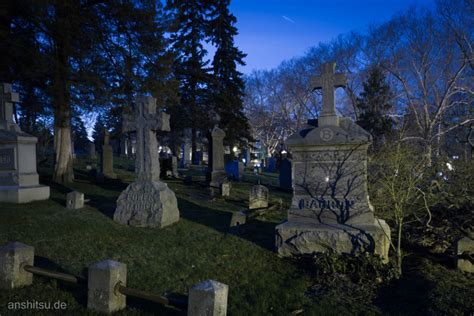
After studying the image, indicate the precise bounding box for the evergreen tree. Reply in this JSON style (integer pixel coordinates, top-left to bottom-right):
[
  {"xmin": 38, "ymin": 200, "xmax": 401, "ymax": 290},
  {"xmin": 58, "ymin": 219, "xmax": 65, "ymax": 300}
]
[
  {"xmin": 356, "ymin": 66, "xmax": 394, "ymax": 149},
  {"xmin": 167, "ymin": 0, "xmax": 212, "ymax": 161},
  {"xmin": 72, "ymin": 115, "xmax": 89, "ymax": 154},
  {"xmin": 208, "ymin": 0, "xmax": 251, "ymax": 145},
  {"xmin": 92, "ymin": 117, "xmax": 106, "ymax": 147}
]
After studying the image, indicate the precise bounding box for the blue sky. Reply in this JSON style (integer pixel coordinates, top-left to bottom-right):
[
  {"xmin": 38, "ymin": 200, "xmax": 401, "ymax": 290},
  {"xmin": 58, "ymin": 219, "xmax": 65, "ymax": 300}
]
[{"xmin": 228, "ymin": 0, "xmax": 436, "ymax": 73}]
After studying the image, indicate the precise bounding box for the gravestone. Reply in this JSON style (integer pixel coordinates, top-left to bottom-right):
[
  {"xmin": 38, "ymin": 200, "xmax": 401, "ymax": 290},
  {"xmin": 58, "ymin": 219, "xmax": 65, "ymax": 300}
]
[
  {"xmin": 275, "ymin": 62, "xmax": 391, "ymax": 262},
  {"xmin": 249, "ymin": 184, "xmax": 269, "ymax": 210},
  {"xmin": 113, "ymin": 96, "xmax": 179, "ymax": 228},
  {"xmin": 67, "ymin": 191, "xmax": 84, "ymax": 209},
  {"xmin": 98, "ymin": 130, "xmax": 117, "ymax": 179},
  {"xmin": 266, "ymin": 157, "xmax": 276, "ymax": 172},
  {"xmin": 171, "ymin": 156, "xmax": 178, "ymax": 177},
  {"xmin": 0, "ymin": 83, "xmax": 50, "ymax": 203},
  {"xmin": 89, "ymin": 143, "xmax": 97, "ymax": 160},
  {"xmin": 210, "ymin": 126, "xmax": 227, "ymax": 188},
  {"xmin": 221, "ymin": 182, "xmax": 231, "ymax": 197},
  {"xmin": 279, "ymin": 158, "xmax": 292, "ymax": 191}
]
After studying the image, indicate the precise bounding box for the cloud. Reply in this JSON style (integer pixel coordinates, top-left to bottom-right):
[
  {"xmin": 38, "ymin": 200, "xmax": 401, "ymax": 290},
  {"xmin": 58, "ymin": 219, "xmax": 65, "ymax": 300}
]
[{"xmin": 282, "ymin": 15, "xmax": 296, "ymax": 24}]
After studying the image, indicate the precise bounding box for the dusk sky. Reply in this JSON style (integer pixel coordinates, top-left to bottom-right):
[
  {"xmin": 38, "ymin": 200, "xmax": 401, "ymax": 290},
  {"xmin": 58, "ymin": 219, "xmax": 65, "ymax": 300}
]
[{"xmin": 228, "ymin": 0, "xmax": 436, "ymax": 73}]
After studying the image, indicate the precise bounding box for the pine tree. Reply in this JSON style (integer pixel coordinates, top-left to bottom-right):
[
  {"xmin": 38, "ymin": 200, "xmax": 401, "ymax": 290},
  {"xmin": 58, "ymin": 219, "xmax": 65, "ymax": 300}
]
[
  {"xmin": 208, "ymin": 0, "xmax": 251, "ymax": 145},
  {"xmin": 356, "ymin": 66, "xmax": 394, "ymax": 149},
  {"xmin": 167, "ymin": 0, "xmax": 212, "ymax": 161},
  {"xmin": 92, "ymin": 117, "xmax": 106, "ymax": 148},
  {"xmin": 72, "ymin": 115, "xmax": 89, "ymax": 155}
]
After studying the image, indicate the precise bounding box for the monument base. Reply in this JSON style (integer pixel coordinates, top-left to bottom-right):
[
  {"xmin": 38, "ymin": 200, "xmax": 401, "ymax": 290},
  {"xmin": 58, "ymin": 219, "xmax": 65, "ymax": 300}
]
[
  {"xmin": 0, "ymin": 185, "xmax": 50, "ymax": 203},
  {"xmin": 113, "ymin": 180, "xmax": 179, "ymax": 228},
  {"xmin": 275, "ymin": 219, "xmax": 391, "ymax": 262}
]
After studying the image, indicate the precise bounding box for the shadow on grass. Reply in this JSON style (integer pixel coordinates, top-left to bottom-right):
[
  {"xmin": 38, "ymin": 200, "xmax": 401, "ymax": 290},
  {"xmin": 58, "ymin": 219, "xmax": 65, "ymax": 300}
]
[
  {"xmin": 178, "ymin": 197, "xmax": 277, "ymax": 251},
  {"xmin": 375, "ymin": 256, "xmax": 437, "ymax": 315},
  {"xmin": 178, "ymin": 198, "xmax": 231, "ymax": 234}
]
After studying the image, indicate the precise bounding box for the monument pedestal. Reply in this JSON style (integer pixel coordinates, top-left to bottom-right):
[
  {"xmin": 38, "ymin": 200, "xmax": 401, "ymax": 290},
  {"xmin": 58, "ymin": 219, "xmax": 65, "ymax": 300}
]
[
  {"xmin": 0, "ymin": 130, "xmax": 50, "ymax": 203},
  {"xmin": 275, "ymin": 220, "xmax": 390, "ymax": 262},
  {"xmin": 114, "ymin": 180, "xmax": 179, "ymax": 228}
]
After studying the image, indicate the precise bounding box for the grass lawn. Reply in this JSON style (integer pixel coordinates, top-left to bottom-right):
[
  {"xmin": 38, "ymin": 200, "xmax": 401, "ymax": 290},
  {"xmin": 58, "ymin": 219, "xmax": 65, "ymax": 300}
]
[{"xmin": 0, "ymin": 157, "xmax": 472, "ymax": 315}]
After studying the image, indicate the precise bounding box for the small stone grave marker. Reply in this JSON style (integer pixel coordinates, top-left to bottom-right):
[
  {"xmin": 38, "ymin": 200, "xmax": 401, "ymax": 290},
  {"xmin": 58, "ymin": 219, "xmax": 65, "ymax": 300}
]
[
  {"xmin": 249, "ymin": 184, "xmax": 269, "ymax": 210},
  {"xmin": 67, "ymin": 191, "xmax": 84, "ymax": 209}
]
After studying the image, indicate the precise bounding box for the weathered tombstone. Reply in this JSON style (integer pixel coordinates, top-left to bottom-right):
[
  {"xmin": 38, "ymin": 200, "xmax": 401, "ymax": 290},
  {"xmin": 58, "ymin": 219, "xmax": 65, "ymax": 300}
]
[
  {"xmin": 171, "ymin": 156, "xmax": 178, "ymax": 177},
  {"xmin": 225, "ymin": 160, "xmax": 241, "ymax": 181},
  {"xmin": 0, "ymin": 242, "xmax": 34, "ymax": 289},
  {"xmin": 266, "ymin": 157, "xmax": 276, "ymax": 172},
  {"xmin": 188, "ymin": 280, "xmax": 228, "ymax": 316},
  {"xmin": 249, "ymin": 184, "xmax": 269, "ymax": 210},
  {"xmin": 0, "ymin": 83, "xmax": 50, "ymax": 203},
  {"xmin": 456, "ymin": 237, "xmax": 473, "ymax": 273},
  {"xmin": 229, "ymin": 210, "xmax": 246, "ymax": 234},
  {"xmin": 89, "ymin": 142, "xmax": 97, "ymax": 160},
  {"xmin": 66, "ymin": 191, "xmax": 84, "ymax": 209},
  {"xmin": 113, "ymin": 96, "xmax": 179, "ymax": 228},
  {"xmin": 210, "ymin": 126, "xmax": 227, "ymax": 188},
  {"xmin": 87, "ymin": 260, "xmax": 127, "ymax": 313},
  {"xmin": 98, "ymin": 130, "xmax": 117, "ymax": 180},
  {"xmin": 279, "ymin": 158, "xmax": 292, "ymax": 191},
  {"xmin": 275, "ymin": 62, "xmax": 391, "ymax": 262},
  {"xmin": 221, "ymin": 182, "xmax": 231, "ymax": 197}
]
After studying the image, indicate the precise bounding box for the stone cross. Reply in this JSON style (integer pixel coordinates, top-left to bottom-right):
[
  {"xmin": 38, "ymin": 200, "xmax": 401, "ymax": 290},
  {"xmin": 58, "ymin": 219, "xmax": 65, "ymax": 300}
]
[
  {"xmin": 122, "ymin": 96, "xmax": 170, "ymax": 182},
  {"xmin": 311, "ymin": 62, "xmax": 346, "ymax": 126},
  {"xmin": 0, "ymin": 83, "xmax": 19, "ymax": 130}
]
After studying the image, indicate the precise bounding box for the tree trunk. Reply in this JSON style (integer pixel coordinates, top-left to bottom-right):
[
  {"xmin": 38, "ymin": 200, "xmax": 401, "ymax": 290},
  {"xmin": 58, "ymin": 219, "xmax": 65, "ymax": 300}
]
[
  {"xmin": 397, "ymin": 217, "xmax": 403, "ymax": 277},
  {"xmin": 52, "ymin": 1, "xmax": 74, "ymax": 184}
]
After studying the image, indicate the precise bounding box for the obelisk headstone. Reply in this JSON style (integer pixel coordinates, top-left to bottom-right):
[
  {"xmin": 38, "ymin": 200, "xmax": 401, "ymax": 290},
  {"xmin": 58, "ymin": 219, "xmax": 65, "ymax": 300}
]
[
  {"xmin": 0, "ymin": 83, "xmax": 50, "ymax": 203},
  {"xmin": 113, "ymin": 96, "xmax": 179, "ymax": 228},
  {"xmin": 210, "ymin": 125, "xmax": 227, "ymax": 188},
  {"xmin": 98, "ymin": 130, "xmax": 116, "ymax": 179},
  {"xmin": 275, "ymin": 62, "xmax": 391, "ymax": 262}
]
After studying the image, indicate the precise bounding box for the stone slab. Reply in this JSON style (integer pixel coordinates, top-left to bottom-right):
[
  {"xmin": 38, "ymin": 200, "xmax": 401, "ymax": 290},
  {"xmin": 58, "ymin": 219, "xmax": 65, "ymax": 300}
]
[
  {"xmin": 275, "ymin": 220, "xmax": 390, "ymax": 262},
  {"xmin": 0, "ymin": 242, "xmax": 34, "ymax": 289},
  {"xmin": 456, "ymin": 237, "xmax": 473, "ymax": 273},
  {"xmin": 87, "ymin": 260, "xmax": 126, "ymax": 313},
  {"xmin": 188, "ymin": 279, "xmax": 228, "ymax": 316},
  {"xmin": 114, "ymin": 180, "xmax": 179, "ymax": 228}
]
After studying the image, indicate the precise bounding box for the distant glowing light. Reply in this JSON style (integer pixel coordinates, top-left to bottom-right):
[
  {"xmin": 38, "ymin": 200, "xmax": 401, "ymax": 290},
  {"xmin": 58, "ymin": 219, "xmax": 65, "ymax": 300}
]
[
  {"xmin": 446, "ymin": 162, "xmax": 453, "ymax": 171},
  {"xmin": 233, "ymin": 146, "xmax": 238, "ymax": 153},
  {"xmin": 242, "ymin": 158, "xmax": 246, "ymax": 163},
  {"xmin": 281, "ymin": 150, "xmax": 287, "ymax": 154},
  {"xmin": 452, "ymin": 155, "xmax": 459, "ymax": 160},
  {"xmin": 324, "ymin": 176, "xmax": 330, "ymax": 182}
]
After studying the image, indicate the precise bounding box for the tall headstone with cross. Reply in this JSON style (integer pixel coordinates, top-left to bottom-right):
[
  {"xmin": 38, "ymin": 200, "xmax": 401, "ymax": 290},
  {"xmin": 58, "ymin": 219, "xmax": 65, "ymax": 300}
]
[
  {"xmin": 0, "ymin": 83, "xmax": 50, "ymax": 203},
  {"xmin": 275, "ymin": 62, "xmax": 391, "ymax": 262},
  {"xmin": 113, "ymin": 96, "xmax": 179, "ymax": 228}
]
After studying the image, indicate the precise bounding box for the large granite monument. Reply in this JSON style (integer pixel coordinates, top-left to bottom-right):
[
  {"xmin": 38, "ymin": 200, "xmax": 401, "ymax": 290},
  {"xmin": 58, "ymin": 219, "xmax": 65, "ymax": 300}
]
[
  {"xmin": 275, "ymin": 63, "xmax": 391, "ymax": 262},
  {"xmin": 113, "ymin": 96, "xmax": 179, "ymax": 228},
  {"xmin": 0, "ymin": 83, "xmax": 50, "ymax": 203}
]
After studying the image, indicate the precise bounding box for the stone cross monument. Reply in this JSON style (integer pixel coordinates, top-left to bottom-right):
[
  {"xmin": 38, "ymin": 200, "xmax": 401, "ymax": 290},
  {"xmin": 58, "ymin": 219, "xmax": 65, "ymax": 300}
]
[
  {"xmin": 113, "ymin": 96, "xmax": 179, "ymax": 228},
  {"xmin": 0, "ymin": 83, "xmax": 50, "ymax": 203},
  {"xmin": 275, "ymin": 62, "xmax": 391, "ymax": 262},
  {"xmin": 311, "ymin": 63, "xmax": 347, "ymax": 126}
]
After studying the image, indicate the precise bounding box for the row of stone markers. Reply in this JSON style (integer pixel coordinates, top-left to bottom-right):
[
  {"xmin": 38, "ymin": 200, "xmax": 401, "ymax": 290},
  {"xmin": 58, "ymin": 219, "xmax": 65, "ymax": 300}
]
[{"xmin": 0, "ymin": 242, "xmax": 229, "ymax": 315}]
